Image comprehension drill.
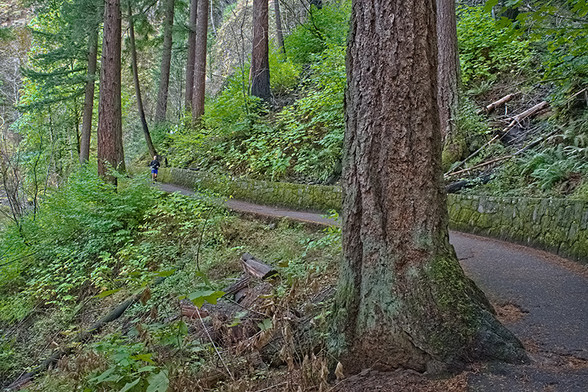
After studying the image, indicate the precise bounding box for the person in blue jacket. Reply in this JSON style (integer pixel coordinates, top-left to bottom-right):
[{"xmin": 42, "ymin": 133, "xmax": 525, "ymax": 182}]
[{"xmin": 149, "ymin": 156, "xmax": 160, "ymax": 182}]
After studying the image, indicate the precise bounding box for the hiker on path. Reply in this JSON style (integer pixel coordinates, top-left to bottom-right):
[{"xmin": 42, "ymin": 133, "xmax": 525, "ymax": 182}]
[{"xmin": 149, "ymin": 156, "xmax": 160, "ymax": 182}]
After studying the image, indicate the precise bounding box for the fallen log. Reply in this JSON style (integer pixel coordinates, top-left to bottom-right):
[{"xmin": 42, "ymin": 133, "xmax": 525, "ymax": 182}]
[
  {"xmin": 445, "ymin": 174, "xmax": 492, "ymax": 193},
  {"xmin": 478, "ymin": 93, "xmax": 515, "ymax": 115},
  {"xmin": 222, "ymin": 274, "xmax": 252, "ymax": 300},
  {"xmin": 241, "ymin": 253, "xmax": 277, "ymax": 280}
]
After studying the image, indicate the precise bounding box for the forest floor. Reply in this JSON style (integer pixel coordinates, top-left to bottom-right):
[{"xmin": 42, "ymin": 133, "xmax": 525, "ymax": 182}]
[{"xmin": 158, "ymin": 182, "xmax": 588, "ymax": 391}]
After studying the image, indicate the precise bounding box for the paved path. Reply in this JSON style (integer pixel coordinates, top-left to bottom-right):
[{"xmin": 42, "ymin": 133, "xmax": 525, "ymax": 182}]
[{"xmin": 158, "ymin": 182, "xmax": 588, "ymax": 391}]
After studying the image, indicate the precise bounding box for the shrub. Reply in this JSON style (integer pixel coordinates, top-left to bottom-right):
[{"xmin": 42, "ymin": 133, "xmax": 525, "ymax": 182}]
[
  {"xmin": 457, "ymin": 6, "xmax": 531, "ymax": 86},
  {"xmin": 284, "ymin": 1, "xmax": 351, "ymax": 65},
  {"xmin": 0, "ymin": 167, "xmax": 159, "ymax": 307},
  {"xmin": 269, "ymin": 45, "xmax": 301, "ymax": 95}
]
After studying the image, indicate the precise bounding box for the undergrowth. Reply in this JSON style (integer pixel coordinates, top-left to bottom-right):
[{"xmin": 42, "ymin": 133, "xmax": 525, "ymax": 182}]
[{"xmin": 1, "ymin": 166, "xmax": 342, "ymax": 391}]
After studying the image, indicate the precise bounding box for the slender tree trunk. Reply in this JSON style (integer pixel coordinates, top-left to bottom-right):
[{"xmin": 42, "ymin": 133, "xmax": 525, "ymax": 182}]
[
  {"xmin": 184, "ymin": 0, "xmax": 198, "ymax": 111},
  {"xmin": 191, "ymin": 0, "xmax": 208, "ymax": 122},
  {"xmin": 274, "ymin": 0, "xmax": 286, "ymax": 54},
  {"xmin": 155, "ymin": 0, "xmax": 175, "ymax": 124},
  {"xmin": 128, "ymin": 0, "xmax": 157, "ymax": 158},
  {"xmin": 79, "ymin": 23, "xmax": 99, "ymax": 164},
  {"xmin": 437, "ymin": 0, "xmax": 460, "ymax": 140},
  {"xmin": 331, "ymin": 0, "xmax": 527, "ymax": 375},
  {"xmin": 310, "ymin": 0, "xmax": 322, "ymax": 9},
  {"xmin": 97, "ymin": 0, "xmax": 125, "ymax": 185},
  {"xmin": 250, "ymin": 0, "xmax": 271, "ymax": 102}
]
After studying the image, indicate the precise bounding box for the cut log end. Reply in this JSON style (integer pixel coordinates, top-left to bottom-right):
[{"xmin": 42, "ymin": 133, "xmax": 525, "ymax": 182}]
[{"xmin": 241, "ymin": 253, "xmax": 277, "ymax": 280}]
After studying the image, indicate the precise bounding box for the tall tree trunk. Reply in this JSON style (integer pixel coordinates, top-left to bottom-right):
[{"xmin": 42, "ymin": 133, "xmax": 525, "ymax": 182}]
[
  {"xmin": 331, "ymin": 0, "xmax": 527, "ymax": 375},
  {"xmin": 191, "ymin": 0, "xmax": 208, "ymax": 122},
  {"xmin": 128, "ymin": 0, "xmax": 157, "ymax": 158},
  {"xmin": 274, "ymin": 0, "xmax": 286, "ymax": 54},
  {"xmin": 155, "ymin": 0, "xmax": 175, "ymax": 124},
  {"xmin": 79, "ymin": 23, "xmax": 99, "ymax": 164},
  {"xmin": 437, "ymin": 0, "xmax": 459, "ymax": 140},
  {"xmin": 97, "ymin": 0, "xmax": 125, "ymax": 185},
  {"xmin": 250, "ymin": 0, "xmax": 271, "ymax": 102},
  {"xmin": 184, "ymin": 0, "xmax": 198, "ymax": 111}
]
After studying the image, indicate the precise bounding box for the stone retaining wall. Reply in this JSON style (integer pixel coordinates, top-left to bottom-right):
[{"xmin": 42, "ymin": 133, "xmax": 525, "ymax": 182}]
[
  {"xmin": 159, "ymin": 168, "xmax": 588, "ymax": 263},
  {"xmin": 158, "ymin": 168, "xmax": 342, "ymax": 212},
  {"xmin": 447, "ymin": 195, "xmax": 588, "ymax": 263}
]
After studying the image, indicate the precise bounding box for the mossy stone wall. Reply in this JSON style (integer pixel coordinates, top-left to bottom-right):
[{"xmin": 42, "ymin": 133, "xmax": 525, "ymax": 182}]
[
  {"xmin": 447, "ymin": 194, "xmax": 588, "ymax": 263},
  {"xmin": 158, "ymin": 168, "xmax": 342, "ymax": 212},
  {"xmin": 160, "ymin": 168, "xmax": 588, "ymax": 263}
]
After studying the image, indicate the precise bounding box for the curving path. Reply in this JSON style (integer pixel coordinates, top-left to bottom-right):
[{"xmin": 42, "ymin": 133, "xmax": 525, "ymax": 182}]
[{"xmin": 158, "ymin": 182, "xmax": 588, "ymax": 391}]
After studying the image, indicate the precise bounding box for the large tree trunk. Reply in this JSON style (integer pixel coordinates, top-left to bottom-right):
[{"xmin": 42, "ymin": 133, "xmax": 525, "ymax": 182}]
[
  {"xmin": 154, "ymin": 0, "xmax": 175, "ymax": 124},
  {"xmin": 250, "ymin": 0, "xmax": 271, "ymax": 102},
  {"xmin": 128, "ymin": 0, "xmax": 157, "ymax": 158},
  {"xmin": 331, "ymin": 0, "xmax": 527, "ymax": 375},
  {"xmin": 191, "ymin": 0, "xmax": 208, "ymax": 122},
  {"xmin": 79, "ymin": 22, "xmax": 99, "ymax": 164},
  {"xmin": 274, "ymin": 0, "xmax": 286, "ymax": 54},
  {"xmin": 436, "ymin": 0, "xmax": 460, "ymax": 140},
  {"xmin": 184, "ymin": 0, "xmax": 197, "ymax": 111},
  {"xmin": 97, "ymin": 0, "xmax": 125, "ymax": 185}
]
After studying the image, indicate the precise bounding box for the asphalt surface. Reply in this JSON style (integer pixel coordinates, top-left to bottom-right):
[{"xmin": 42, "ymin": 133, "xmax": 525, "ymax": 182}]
[{"xmin": 158, "ymin": 182, "xmax": 588, "ymax": 391}]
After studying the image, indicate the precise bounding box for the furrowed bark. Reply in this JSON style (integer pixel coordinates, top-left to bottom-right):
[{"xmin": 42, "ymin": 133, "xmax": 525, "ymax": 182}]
[
  {"xmin": 331, "ymin": 0, "xmax": 527, "ymax": 374},
  {"xmin": 97, "ymin": 0, "xmax": 125, "ymax": 185},
  {"xmin": 436, "ymin": 0, "xmax": 460, "ymax": 140},
  {"xmin": 250, "ymin": 0, "xmax": 271, "ymax": 102}
]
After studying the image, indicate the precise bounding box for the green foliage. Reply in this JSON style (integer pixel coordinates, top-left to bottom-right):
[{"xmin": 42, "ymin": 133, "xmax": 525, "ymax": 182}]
[
  {"xmin": 168, "ymin": 41, "xmax": 346, "ymax": 182},
  {"xmin": 204, "ymin": 71, "xmax": 260, "ymax": 133},
  {"xmin": 284, "ymin": 1, "xmax": 351, "ymax": 65},
  {"xmin": 521, "ymin": 0, "xmax": 587, "ymax": 99},
  {"xmin": 0, "ymin": 26, "xmax": 14, "ymax": 41},
  {"xmin": 20, "ymin": 0, "xmax": 102, "ymax": 111},
  {"xmin": 269, "ymin": 46, "xmax": 301, "ymax": 95},
  {"xmin": 275, "ymin": 45, "xmax": 346, "ymax": 181},
  {"xmin": 485, "ymin": 0, "xmax": 588, "ymax": 93},
  {"xmin": 279, "ymin": 217, "xmax": 341, "ymax": 286},
  {"xmin": 458, "ymin": 5, "xmax": 531, "ymax": 86},
  {"xmin": 186, "ymin": 289, "xmax": 225, "ymax": 308},
  {"xmin": 443, "ymin": 97, "xmax": 491, "ymax": 170},
  {"xmin": 0, "ymin": 167, "xmax": 159, "ymax": 315},
  {"xmin": 88, "ymin": 334, "xmax": 169, "ymax": 392},
  {"xmin": 521, "ymin": 146, "xmax": 587, "ymax": 191}
]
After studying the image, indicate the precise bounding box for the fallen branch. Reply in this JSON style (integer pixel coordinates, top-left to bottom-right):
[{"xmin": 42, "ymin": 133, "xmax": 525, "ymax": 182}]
[
  {"xmin": 508, "ymin": 100, "xmax": 549, "ymax": 128},
  {"xmin": 446, "ymin": 101, "xmax": 549, "ymax": 176},
  {"xmin": 446, "ymin": 156, "xmax": 511, "ymax": 178},
  {"xmin": 6, "ymin": 294, "xmax": 139, "ymax": 390},
  {"xmin": 196, "ymin": 307, "xmax": 235, "ymax": 381},
  {"xmin": 445, "ymin": 128, "xmax": 559, "ymax": 179},
  {"xmin": 478, "ymin": 93, "xmax": 515, "ymax": 115}
]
